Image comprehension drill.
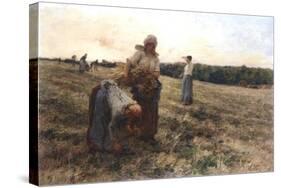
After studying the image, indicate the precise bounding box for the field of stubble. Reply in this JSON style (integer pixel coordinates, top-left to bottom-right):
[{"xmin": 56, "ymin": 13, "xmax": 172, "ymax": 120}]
[{"xmin": 37, "ymin": 60, "xmax": 273, "ymax": 185}]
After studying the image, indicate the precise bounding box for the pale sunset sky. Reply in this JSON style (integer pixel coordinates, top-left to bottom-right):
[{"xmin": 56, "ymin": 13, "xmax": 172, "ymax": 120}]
[{"xmin": 32, "ymin": 2, "xmax": 274, "ymax": 68}]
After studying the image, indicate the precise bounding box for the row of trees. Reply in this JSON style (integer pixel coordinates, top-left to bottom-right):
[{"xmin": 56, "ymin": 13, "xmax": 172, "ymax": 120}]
[{"xmin": 160, "ymin": 63, "xmax": 273, "ymax": 85}]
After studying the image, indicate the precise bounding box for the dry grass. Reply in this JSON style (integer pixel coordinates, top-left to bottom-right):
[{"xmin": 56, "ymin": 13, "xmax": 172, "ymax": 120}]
[{"xmin": 37, "ymin": 60, "xmax": 273, "ymax": 185}]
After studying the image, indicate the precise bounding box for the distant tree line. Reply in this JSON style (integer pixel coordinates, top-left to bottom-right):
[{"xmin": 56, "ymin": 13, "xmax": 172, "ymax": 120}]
[
  {"xmin": 160, "ymin": 63, "xmax": 273, "ymax": 85},
  {"xmin": 37, "ymin": 57, "xmax": 117, "ymax": 68}
]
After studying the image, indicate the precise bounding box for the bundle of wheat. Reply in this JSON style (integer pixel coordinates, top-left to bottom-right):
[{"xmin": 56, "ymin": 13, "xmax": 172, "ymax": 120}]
[{"xmin": 128, "ymin": 67, "xmax": 159, "ymax": 99}]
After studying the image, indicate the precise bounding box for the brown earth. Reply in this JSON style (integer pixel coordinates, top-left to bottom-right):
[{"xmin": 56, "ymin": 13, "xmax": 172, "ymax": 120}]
[{"xmin": 37, "ymin": 60, "xmax": 273, "ymax": 185}]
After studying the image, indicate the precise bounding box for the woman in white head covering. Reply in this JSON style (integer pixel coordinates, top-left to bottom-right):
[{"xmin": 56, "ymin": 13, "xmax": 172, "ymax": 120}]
[
  {"xmin": 125, "ymin": 34, "xmax": 160, "ymax": 78},
  {"xmin": 124, "ymin": 34, "xmax": 161, "ymax": 144},
  {"xmin": 181, "ymin": 55, "xmax": 194, "ymax": 105}
]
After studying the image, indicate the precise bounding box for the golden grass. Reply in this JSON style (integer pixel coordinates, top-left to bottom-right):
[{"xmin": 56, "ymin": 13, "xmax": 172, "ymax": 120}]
[{"xmin": 37, "ymin": 60, "xmax": 273, "ymax": 185}]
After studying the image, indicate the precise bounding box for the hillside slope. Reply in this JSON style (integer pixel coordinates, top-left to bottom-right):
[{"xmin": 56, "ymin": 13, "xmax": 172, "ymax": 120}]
[{"xmin": 37, "ymin": 60, "xmax": 273, "ymax": 185}]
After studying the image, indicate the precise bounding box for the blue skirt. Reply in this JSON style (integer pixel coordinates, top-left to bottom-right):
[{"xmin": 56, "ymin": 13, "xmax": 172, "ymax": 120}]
[
  {"xmin": 181, "ymin": 75, "xmax": 193, "ymax": 104},
  {"xmin": 88, "ymin": 87, "xmax": 112, "ymax": 151}
]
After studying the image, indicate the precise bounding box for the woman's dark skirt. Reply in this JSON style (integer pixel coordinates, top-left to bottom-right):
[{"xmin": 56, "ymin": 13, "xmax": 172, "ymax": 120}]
[
  {"xmin": 181, "ymin": 75, "xmax": 193, "ymax": 104},
  {"xmin": 131, "ymin": 80, "xmax": 162, "ymax": 139}
]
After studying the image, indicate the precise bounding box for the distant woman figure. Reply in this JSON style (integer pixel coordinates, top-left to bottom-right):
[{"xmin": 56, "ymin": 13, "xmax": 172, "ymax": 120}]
[
  {"xmin": 71, "ymin": 55, "xmax": 77, "ymax": 66},
  {"xmin": 79, "ymin": 53, "xmax": 87, "ymax": 73},
  {"xmin": 181, "ymin": 55, "xmax": 194, "ymax": 105},
  {"xmin": 124, "ymin": 34, "xmax": 161, "ymax": 144}
]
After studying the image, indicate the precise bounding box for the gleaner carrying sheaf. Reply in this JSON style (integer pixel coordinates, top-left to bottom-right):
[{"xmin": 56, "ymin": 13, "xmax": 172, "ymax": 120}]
[
  {"xmin": 124, "ymin": 35, "xmax": 162, "ymax": 143},
  {"xmin": 87, "ymin": 35, "xmax": 165, "ymax": 154}
]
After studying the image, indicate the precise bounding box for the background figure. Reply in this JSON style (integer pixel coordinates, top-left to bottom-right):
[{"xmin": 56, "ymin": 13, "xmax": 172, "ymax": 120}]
[
  {"xmin": 181, "ymin": 55, "xmax": 194, "ymax": 105},
  {"xmin": 79, "ymin": 53, "xmax": 87, "ymax": 73},
  {"xmin": 71, "ymin": 55, "xmax": 77, "ymax": 66},
  {"xmin": 90, "ymin": 59, "xmax": 99, "ymax": 72}
]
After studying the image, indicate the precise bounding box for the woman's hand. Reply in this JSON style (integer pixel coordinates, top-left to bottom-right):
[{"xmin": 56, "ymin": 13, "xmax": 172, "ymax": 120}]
[
  {"xmin": 112, "ymin": 142, "xmax": 123, "ymax": 155},
  {"xmin": 153, "ymin": 71, "xmax": 160, "ymax": 79},
  {"xmin": 126, "ymin": 124, "xmax": 142, "ymax": 137}
]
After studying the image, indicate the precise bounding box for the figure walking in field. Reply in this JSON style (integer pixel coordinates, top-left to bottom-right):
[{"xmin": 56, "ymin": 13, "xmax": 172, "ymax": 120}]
[
  {"xmin": 71, "ymin": 55, "xmax": 77, "ymax": 66},
  {"xmin": 89, "ymin": 59, "xmax": 99, "ymax": 72},
  {"xmin": 181, "ymin": 55, "xmax": 194, "ymax": 105},
  {"xmin": 124, "ymin": 34, "xmax": 161, "ymax": 144},
  {"xmin": 79, "ymin": 53, "xmax": 88, "ymax": 73}
]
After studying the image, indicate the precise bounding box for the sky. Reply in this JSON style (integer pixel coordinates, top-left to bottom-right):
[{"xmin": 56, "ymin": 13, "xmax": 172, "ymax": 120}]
[{"xmin": 31, "ymin": 2, "xmax": 274, "ymax": 68}]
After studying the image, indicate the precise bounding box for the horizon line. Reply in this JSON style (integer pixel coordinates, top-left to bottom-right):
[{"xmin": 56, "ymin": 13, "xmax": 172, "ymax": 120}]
[{"xmin": 30, "ymin": 56, "xmax": 274, "ymax": 70}]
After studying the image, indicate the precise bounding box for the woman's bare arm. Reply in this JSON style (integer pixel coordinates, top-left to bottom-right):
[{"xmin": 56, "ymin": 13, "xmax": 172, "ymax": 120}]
[{"xmin": 124, "ymin": 58, "xmax": 131, "ymax": 78}]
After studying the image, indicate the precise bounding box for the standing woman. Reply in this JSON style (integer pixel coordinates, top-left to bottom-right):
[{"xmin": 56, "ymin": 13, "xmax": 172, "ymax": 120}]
[
  {"xmin": 182, "ymin": 55, "xmax": 194, "ymax": 105},
  {"xmin": 79, "ymin": 53, "xmax": 88, "ymax": 73},
  {"xmin": 124, "ymin": 34, "xmax": 161, "ymax": 144}
]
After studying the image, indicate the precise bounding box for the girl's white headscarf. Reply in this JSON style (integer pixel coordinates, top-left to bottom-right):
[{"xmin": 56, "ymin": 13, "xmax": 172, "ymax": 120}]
[{"xmin": 143, "ymin": 34, "xmax": 158, "ymax": 47}]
